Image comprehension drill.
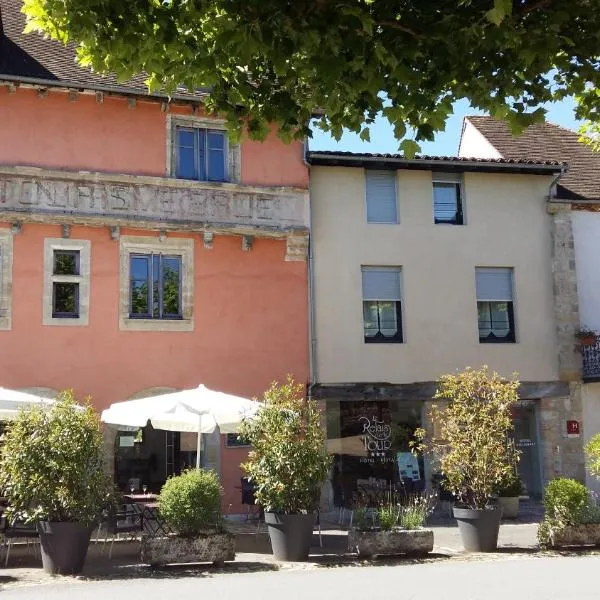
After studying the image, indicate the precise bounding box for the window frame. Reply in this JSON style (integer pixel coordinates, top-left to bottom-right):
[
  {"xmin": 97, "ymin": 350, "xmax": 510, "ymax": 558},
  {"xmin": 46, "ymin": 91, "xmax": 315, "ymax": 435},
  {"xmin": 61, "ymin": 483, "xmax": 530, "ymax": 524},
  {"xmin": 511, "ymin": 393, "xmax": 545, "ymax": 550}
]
[
  {"xmin": 432, "ymin": 173, "xmax": 464, "ymax": 225},
  {"xmin": 0, "ymin": 230, "xmax": 13, "ymax": 331},
  {"xmin": 475, "ymin": 267, "xmax": 516, "ymax": 344},
  {"xmin": 361, "ymin": 266, "xmax": 404, "ymax": 344},
  {"xmin": 119, "ymin": 236, "xmax": 194, "ymax": 332},
  {"xmin": 365, "ymin": 169, "xmax": 399, "ymax": 225},
  {"xmin": 43, "ymin": 239, "xmax": 90, "ymax": 327},
  {"xmin": 175, "ymin": 126, "xmax": 228, "ymax": 182},
  {"xmin": 166, "ymin": 115, "xmax": 241, "ymax": 183},
  {"xmin": 128, "ymin": 252, "xmax": 184, "ymax": 320}
]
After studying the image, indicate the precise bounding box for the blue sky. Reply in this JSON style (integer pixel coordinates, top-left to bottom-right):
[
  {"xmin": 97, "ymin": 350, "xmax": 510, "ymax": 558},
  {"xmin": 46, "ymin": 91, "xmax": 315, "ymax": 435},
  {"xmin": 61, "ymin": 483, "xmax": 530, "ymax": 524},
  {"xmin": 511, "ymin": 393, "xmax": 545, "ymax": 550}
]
[{"xmin": 309, "ymin": 97, "xmax": 581, "ymax": 156}]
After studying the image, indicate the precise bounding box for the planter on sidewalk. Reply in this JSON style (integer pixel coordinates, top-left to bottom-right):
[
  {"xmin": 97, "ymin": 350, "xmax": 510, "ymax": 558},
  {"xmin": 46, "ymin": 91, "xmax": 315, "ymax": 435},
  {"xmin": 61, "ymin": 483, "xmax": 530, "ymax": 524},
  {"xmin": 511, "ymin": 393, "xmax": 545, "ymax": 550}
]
[
  {"xmin": 453, "ymin": 506, "xmax": 502, "ymax": 552},
  {"xmin": 548, "ymin": 524, "xmax": 600, "ymax": 548},
  {"xmin": 348, "ymin": 528, "xmax": 434, "ymax": 558},
  {"xmin": 498, "ymin": 496, "xmax": 519, "ymax": 519},
  {"xmin": 140, "ymin": 532, "xmax": 235, "ymax": 567}
]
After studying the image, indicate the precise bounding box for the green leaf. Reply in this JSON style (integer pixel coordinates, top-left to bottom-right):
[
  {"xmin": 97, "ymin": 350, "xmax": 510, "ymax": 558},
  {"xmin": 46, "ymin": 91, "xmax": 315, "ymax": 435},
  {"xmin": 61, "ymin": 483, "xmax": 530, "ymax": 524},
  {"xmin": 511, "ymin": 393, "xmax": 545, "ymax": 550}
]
[{"xmin": 399, "ymin": 139, "xmax": 420, "ymax": 158}]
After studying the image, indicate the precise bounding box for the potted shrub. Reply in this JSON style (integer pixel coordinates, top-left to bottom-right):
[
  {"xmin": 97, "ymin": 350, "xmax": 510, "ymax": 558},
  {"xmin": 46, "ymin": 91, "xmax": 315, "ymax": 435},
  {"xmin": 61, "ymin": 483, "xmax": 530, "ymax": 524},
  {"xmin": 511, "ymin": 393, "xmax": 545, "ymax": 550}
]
[
  {"xmin": 537, "ymin": 477, "xmax": 600, "ymax": 548},
  {"xmin": 575, "ymin": 327, "xmax": 598, "ymax": 351},
  {"xmin": 414, "ymin": 366, "xmax": 520, "ymax": 552},
  {"xmin": 496, "ymin": 473, "xmax": 523, "ymax": 519},
  {"xmin": 239, "ymin": 377, "xmax": 331, "ymax": 561},
  {"xmin": 348, "ymin": 488, "xmax": 435, "ymax": 558},
  {"xmin": 0, "ymin": 391, "xmax": 114, "ymax": 574},
  {"xmin": 140, "ymin": 469, "xmax": 234, "ymax": 567}
]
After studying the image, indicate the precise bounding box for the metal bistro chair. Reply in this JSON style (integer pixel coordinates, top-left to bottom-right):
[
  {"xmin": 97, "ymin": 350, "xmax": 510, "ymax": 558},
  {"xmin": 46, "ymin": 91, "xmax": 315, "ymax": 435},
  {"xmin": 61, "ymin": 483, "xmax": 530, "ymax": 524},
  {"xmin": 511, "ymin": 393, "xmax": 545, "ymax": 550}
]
[
  {"xmin": 1, "ymin": 516, "xmax": 40, "ymax": 567},
  {"xmin": 101, "ymin": 505, "xmax": 144, "ymax": 558}
]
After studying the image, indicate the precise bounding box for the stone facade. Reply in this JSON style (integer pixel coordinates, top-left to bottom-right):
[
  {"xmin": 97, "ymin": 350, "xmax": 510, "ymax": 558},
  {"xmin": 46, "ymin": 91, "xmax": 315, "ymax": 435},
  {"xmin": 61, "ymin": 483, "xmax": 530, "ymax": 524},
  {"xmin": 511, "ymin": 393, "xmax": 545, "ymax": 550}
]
[
  {"xmin": 548, "ymin": 203, "xmax": 582, "ymax": 381},
  {"xmin": 348, "ymin": 528, "xmax": 434, "ymax": 557}
]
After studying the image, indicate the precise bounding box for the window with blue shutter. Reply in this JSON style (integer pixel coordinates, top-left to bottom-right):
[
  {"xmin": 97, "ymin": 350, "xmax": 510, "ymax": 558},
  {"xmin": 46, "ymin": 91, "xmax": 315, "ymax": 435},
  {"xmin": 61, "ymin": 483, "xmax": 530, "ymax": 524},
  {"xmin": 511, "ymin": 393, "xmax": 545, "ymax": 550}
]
[
  {"xmin": 362, "ymin": 267, "xmax": 403, "ymax": 343},
  {"xmin": 175, "ymin": 127, "xmax": 227, "ymax": 182},
  {"xmin": 475, "ymin": 267, "xmax": 516, "ymax": 343},
  {"xmin": 365, "ymin": 170, "xmax": 398, "ymax": 224}
]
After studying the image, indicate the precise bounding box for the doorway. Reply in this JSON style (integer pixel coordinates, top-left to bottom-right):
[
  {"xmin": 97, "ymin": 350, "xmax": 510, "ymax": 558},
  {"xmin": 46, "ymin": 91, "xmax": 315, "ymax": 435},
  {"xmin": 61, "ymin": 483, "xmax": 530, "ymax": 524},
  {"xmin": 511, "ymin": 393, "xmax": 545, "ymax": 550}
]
[{"xmin": 513, "ymin": 405, "xmax": 542, "ymax": 499}]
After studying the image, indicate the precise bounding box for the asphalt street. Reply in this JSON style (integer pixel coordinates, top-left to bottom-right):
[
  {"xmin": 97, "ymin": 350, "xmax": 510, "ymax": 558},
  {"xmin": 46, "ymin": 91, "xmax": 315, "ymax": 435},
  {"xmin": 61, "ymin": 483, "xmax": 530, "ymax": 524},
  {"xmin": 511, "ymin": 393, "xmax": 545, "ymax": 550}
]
[{"xmin": 3, "ymin": 555, "xmax": 599, "ymax": 600}]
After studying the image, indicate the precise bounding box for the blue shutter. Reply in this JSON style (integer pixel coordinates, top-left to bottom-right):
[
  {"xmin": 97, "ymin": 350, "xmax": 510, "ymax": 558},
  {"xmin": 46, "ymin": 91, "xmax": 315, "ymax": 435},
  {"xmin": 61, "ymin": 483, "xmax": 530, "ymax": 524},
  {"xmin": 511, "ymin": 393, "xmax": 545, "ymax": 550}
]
[
  {"xmin": 362, "ymin": 268, "xmax": 401, "ymax": 301},
  {"xmin": 476, "ymin": 268, "xmax": 513, "ymax": 301},
  {"xmin": 365, "ymin": 170, "xmax": 397, "ymax": 223},
  {"xmin": 197, "ymin": 129, "xmax": 207, "ymax": 181},
  {"xmin": 176, "ymin": 128, "xmax": 196, "ymax": 179},
  {"xmin": 207, "ymin": 131, "xmax": 226, "ymax": 181}
]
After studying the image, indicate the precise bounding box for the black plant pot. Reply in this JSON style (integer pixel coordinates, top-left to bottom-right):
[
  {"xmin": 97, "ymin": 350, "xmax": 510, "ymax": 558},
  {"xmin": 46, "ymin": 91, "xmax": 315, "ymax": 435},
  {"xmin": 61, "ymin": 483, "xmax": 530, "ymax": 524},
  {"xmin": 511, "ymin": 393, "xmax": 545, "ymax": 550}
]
[
  {"xmin": 264, "ymin": 512, "xmax": 315, "ymax": 561},
  {"xmin": 453, "ymin": 506, "xmax": 502, "ymax": 552},
  {"xmin": 37, "ymin": 521, "xmax": 93, "ymax": 575}
]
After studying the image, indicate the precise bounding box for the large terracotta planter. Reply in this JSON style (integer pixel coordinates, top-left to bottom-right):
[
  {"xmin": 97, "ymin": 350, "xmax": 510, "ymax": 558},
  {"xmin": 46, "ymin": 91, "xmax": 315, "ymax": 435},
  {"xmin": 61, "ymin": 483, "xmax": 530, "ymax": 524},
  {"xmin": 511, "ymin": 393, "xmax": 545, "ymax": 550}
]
[
  {"xmin": 453, "ymin": 506, "xmax": 502, "ymax": 552},
  {"xmin": 140, "ymin": 532, "xmax": 235, "ymax": 567},
  {"xmin": 549, "ymin": 524, "xmax": 600, "ymax": 548},
  {"xmin": 348, "ymin": 528, "xmax": 434, "ymax": 558},
  {"xmin": 37, "ymin": 521, "xmax": 93, "ymax": 575}
]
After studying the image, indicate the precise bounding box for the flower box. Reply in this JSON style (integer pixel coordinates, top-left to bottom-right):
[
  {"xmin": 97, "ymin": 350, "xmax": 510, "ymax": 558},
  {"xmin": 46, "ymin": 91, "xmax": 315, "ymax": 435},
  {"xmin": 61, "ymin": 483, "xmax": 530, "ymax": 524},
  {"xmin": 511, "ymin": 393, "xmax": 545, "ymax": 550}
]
[
  {"xmin": 549, "ymin": 524, "xmax": 600, "ymax": 548},
  {"xmin": 348, "ymin": 528, "xmax": 434, "ymax": 558},
  {"xmin": 140, "ymin": 532, "xmax": 235, "ymax": 567}
]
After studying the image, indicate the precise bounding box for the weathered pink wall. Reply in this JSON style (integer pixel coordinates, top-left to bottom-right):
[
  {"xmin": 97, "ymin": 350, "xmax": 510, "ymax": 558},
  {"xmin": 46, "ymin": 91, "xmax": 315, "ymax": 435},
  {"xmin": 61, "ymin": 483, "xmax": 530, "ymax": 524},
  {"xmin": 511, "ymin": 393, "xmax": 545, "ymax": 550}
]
[
  {"xmin": 0, "ymin": 87, "xmax": 309, "ymax": 188},
  {"xmin": 0, "ymin": 223, "xmax": 309, "ymax": 511},
  {"xmin": 0, "ymin": 86, "xmax": 309, "ymax": 512}
]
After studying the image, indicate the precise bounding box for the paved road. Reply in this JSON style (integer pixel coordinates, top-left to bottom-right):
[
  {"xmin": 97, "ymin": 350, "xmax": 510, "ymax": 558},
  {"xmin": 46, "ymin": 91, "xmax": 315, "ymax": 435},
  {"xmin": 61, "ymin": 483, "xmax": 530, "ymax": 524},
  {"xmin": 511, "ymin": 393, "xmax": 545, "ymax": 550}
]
[{"xmin": 3, "ymin": 555, "xmax": 599, "ymax": 600}]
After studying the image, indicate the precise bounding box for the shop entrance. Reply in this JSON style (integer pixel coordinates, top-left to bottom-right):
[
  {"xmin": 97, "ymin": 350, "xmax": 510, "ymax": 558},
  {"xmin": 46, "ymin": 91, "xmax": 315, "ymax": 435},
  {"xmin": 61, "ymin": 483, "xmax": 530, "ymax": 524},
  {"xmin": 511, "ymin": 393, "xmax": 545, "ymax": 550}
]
[
  {"xmin": 326, "ymin": 400, "xmax": 423, "ymax": 507},
  {"xmin": 513, "ymin": 404, "xmax": 542, "ymax": 499}
]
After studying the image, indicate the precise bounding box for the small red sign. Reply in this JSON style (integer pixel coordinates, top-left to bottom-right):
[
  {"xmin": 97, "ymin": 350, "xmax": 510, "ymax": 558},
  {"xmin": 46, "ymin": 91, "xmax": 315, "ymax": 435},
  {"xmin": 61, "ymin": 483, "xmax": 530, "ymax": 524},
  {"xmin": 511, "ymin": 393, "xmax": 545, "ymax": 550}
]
[{"xmin": 567, "ymin": 420, "xmax": 580, "ymax": 436}]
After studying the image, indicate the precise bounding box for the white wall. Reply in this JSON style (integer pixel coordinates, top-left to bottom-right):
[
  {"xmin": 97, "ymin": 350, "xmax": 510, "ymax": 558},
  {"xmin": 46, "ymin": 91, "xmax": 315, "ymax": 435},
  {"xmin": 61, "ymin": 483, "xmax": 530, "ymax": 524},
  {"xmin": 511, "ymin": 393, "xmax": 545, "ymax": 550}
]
[
  {"xmin": 311, "ymin": 166, "xmax": 559, "ymax": 384},
  {"xmin": 582, "ymin": 383, "xmax": 600, "ymax": 494},
  {"xmin": 572, "ymin": 211, "xmax": 600, "ymax": 331},
  {"xmin": 458, "ymin": 120, "xmax": 503, "ymax": 159}
]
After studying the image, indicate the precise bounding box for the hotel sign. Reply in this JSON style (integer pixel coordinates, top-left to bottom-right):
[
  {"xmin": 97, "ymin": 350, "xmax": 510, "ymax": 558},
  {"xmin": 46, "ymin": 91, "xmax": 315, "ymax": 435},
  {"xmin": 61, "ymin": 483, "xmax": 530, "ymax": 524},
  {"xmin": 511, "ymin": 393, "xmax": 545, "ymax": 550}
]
[{"xmin": 0, "ymin": 168, "xmax": 308, "ymax": 232}]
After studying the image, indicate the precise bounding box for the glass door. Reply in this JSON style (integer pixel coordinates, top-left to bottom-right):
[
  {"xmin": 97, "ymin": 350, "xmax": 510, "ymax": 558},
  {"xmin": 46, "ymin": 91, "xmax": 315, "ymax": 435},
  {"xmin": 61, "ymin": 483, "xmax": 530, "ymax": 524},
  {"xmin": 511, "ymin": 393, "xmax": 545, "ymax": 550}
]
[{"xmin": 513, "ymin": 405, "xmax": 542, "ymax": 499}]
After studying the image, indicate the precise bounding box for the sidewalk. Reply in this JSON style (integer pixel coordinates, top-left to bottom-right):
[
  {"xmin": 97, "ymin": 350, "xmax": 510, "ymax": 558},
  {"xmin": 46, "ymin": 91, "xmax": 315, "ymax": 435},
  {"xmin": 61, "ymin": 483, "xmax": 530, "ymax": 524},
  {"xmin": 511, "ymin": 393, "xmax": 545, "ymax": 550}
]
[{"xmin": 2, "ymin": 501, "xmax": 593, "ymax": 592}]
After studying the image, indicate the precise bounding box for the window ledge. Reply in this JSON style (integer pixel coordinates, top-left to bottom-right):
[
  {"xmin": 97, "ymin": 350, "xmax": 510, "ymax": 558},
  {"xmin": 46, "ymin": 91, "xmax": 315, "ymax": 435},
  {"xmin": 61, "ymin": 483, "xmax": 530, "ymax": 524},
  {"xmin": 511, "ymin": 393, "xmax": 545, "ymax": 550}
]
[
  {"xmin": 43, "ymin": 316, "xmax": 88, "ymax": 327},
  {"xmin": 119, "ymin": 317, "xmax": 194, "ymax": 332}
]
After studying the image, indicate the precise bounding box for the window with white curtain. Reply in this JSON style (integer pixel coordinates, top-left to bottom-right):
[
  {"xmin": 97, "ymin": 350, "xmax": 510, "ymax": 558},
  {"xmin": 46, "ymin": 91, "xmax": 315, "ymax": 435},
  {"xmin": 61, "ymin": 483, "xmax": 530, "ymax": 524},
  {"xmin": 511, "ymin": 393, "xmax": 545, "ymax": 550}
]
[
  {"xmin": 433, "ymin": 172, "xmax": 464, "ymax": 225},
  {"xmin": 365, "ymin": 170, "xmax": 398, "ymax": 224},
  {"xmin": 476, "ymin": 267, "xmax": 516, "ymax": 343},
  {"xmin": 362, "ymin": 267, "xmax": 403, "ymax": 343}
]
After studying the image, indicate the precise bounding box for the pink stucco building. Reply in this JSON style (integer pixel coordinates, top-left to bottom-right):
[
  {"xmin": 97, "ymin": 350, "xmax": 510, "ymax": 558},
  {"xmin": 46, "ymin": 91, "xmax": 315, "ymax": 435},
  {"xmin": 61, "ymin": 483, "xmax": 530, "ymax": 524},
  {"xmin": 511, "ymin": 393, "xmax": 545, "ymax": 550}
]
[{"xmin": 0, "ymin": 0, "xmax": 309, "ymax": 512}]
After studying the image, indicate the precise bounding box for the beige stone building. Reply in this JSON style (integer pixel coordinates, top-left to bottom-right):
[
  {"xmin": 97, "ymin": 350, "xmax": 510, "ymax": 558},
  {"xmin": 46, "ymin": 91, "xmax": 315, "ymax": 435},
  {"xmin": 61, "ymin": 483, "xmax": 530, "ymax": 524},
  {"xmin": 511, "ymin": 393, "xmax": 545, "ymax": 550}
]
[
  {"xmin": 306, "ymin": 149, "xmax": 578, "ymax": 505},
  {"xmin": 461, "ymin": 116, "xmax": 600, "ymax": 494}
]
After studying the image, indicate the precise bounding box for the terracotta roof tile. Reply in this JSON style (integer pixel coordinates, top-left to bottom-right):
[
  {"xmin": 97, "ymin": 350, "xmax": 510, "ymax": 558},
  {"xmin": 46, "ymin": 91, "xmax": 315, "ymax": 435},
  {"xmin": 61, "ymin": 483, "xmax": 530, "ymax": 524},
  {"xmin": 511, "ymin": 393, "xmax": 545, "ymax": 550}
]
[
  {"xmin": 466, "ymin": 116, "xmax": 600, "ymax": 200},
  {"xmin": 0, "ymin": 0, "xmax": 206, "ymax": 101}
]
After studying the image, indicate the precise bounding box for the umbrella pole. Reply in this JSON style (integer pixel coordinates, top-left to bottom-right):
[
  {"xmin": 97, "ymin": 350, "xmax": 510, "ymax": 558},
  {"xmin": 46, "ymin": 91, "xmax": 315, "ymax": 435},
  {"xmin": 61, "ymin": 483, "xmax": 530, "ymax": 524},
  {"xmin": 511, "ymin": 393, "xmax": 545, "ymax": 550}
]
[{"xmin": 196, "ymin": 415, "xmax": 202, "ymax": 470}]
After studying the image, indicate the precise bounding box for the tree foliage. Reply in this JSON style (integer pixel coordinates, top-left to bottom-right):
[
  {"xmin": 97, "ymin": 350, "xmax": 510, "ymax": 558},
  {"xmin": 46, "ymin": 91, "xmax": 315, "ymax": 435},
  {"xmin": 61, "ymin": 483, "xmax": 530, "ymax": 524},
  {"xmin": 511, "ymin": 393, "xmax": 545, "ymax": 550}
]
[
  {"xmin": 0, "ymin": 390, "xmax": 115, "ymax": 525},
  {"xmin": 414, "ymin": 366, "xmax": 520, "ymax": 510},
  {"xmin": 22, "ymin": 0, "xmax": 600, "ymax": 155},
  {"xmin": 585, "ymin": 433, "xmax": 600, "ymax": 479},
  {"xmin": 239, "ymin": 376, "xmax": 331, "ymax": 514}
]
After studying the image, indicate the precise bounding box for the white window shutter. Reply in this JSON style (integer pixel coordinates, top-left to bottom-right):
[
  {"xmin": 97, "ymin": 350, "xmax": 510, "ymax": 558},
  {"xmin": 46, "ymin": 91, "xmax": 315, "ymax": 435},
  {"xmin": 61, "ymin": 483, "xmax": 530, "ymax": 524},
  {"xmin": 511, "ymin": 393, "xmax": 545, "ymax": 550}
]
[
  {"xmin": 366, "ymin": 170, "xmax": 397, "ymax": 223},
  {"xmin": 476, "ymin": 268, "xmax": 513, "ymax": 301},
  {"xmin": 362, "ymin": 268, "xmax": 401, "ymax": 301}
]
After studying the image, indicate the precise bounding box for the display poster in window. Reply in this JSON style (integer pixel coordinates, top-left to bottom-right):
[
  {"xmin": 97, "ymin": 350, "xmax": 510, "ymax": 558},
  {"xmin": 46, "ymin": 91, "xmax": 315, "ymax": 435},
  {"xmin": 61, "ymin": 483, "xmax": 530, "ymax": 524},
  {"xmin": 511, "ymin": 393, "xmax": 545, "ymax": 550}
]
[{"xmin": 359, "ymin": 416, "xmax": 394, "ymax": 464}]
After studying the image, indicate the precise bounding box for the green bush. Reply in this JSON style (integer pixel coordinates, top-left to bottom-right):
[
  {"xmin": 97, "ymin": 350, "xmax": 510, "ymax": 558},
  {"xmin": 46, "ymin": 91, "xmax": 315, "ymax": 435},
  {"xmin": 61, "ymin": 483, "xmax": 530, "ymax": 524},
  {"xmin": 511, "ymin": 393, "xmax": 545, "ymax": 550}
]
[
  {"xmin": 585, "ymin": 433, "xmax": 600, "ymax": 480},
  {"xmin": 543, "ymin": 478, "xmax": 589, "ymax": 523},
  {"xmin": 158, "ymin": 469, "xmax": 222, "ymax": 536},
  {"xmin": 239, "ymin": 376, "xmax": 331, "ymax": 514},
  {"xmin": 496, "ymin": 473, "xmax": 523, "ymax": 497},
  {"xmin": 0, "ymin": 391, "xmax": 115, "ymax": 525}
]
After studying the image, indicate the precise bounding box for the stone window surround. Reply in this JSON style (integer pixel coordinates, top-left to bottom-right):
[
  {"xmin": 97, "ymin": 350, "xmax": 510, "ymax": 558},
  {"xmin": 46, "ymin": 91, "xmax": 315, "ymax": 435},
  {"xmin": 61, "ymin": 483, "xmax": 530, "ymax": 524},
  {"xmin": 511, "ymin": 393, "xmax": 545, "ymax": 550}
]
[
  {"xmin": 0, "ymin": 230, "xmax": 13, "ymax": 330},
  {"xmin": 166, "ymin": 114, "xmax": 241, "ymax": 183},
  {"xmin": 119, "ymin": 235, "xmax": 194, "ymax": 332},
  {"xmin": 43, "ymin": 238, "xmax": 91, "ymax": 327}
]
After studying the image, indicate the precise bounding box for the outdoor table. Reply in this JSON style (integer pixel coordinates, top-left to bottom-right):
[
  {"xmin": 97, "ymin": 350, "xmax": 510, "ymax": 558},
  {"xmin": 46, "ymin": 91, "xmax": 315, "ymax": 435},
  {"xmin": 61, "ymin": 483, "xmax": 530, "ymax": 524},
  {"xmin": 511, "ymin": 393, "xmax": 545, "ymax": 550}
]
[{"xmin": 124, "ymin": 494, "xmax": 172, "ymax": 537}]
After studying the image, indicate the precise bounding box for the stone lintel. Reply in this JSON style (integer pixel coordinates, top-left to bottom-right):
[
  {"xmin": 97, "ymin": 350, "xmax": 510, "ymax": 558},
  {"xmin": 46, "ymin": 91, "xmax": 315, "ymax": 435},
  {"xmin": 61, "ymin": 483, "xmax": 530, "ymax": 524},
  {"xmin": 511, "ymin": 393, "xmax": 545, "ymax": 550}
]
[
  {"xmin": 0, "ymin": 165, "xmax": 309, "ymax": 241},
  {"xmin": 312, "ymin": 381, "xmax": 569, "ymax": 401}
]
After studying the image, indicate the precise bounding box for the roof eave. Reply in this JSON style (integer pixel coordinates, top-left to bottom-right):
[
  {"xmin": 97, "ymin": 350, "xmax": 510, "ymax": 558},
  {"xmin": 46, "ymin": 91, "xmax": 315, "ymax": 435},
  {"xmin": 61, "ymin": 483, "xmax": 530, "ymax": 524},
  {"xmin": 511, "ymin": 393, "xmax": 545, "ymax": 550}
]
[{"xmin": 306, "ymin": 152, "xmax": 564, "ymax": 175}]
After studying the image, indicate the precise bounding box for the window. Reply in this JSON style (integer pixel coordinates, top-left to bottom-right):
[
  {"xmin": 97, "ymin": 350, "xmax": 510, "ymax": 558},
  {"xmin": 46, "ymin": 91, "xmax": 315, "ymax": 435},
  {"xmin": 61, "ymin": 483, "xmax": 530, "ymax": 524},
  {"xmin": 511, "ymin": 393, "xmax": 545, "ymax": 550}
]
[
  {"xmin": 433, "ymin": 173, "xmax": 463, "ymax": 225},
  {"xmin": 0, "ymin": 230, "xmax": 13, "ymax": 330},
  {"xmin": 119, "ymin": 236, "xmax": 194, "ymax": 332},
  {"xmin": 52, "ymin": 250, "xmax": 80, "ymax": 317},
  {"xmin": 476, "ymin": 267, "xmax": 516, "ymax": 343},
  {"xmin": 43, "ymin": 239, "xmax": 90, "ymax": 326},
  {"xmin": 362, "ymin": 267, "xmax": 403, "ymax": 343},
  {"xmin": 129, "ymin": 253, "xmax": 182, "ymax": 319},
  {"xmin": 365, "ymin": 170, "xmax": 398, "ymax": 224},
  {"xmin": 225, "ymin": 433, "xmax": 251, "ymax": 448},
  {"xmin": 175, "ymin": 127, "xmax": 227, "ymax": 182}
]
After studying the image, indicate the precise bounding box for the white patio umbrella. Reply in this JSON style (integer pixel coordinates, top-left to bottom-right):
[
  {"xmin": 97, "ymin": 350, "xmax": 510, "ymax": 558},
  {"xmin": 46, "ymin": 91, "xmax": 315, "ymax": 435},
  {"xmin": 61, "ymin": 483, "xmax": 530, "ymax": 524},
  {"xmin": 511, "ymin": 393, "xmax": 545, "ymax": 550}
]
[
  {"xmin": 0, "ymin": 387, "xmax": 63, "ymax": 420},
  {"xmin": 101, "ymin": 385, "xmax": 260, "ymax": 468}
]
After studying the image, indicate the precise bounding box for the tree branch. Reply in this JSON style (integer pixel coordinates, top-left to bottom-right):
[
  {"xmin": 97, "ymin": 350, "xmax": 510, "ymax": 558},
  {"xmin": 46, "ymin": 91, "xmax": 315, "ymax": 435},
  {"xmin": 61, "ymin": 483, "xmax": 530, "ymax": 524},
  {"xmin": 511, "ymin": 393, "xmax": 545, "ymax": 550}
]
[{"xmin": 378, "ymin": 20, "xmax": 423, "ymax": 39}]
